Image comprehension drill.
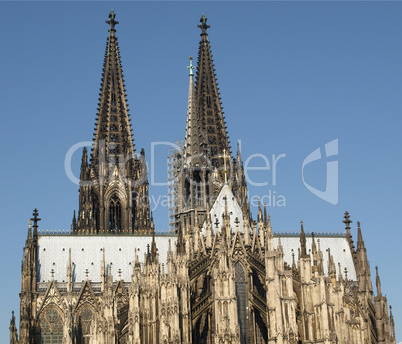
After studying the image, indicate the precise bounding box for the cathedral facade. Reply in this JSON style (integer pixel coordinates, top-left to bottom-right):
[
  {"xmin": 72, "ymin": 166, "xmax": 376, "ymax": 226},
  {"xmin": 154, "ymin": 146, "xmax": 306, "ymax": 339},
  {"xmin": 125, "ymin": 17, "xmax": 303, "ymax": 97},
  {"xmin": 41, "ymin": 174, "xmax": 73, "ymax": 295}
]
[{"xmin": 10, "ymin": 11, "xmax": 396, "ymax": 344}]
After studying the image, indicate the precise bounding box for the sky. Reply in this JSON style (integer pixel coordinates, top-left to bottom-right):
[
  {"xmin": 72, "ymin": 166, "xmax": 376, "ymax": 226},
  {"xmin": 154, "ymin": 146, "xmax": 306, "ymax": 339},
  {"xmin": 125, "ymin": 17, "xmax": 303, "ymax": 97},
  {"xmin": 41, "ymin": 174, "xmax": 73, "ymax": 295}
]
[{"xmin": 1, "ymin": 1, "xmax": 401, "ymax": 342}]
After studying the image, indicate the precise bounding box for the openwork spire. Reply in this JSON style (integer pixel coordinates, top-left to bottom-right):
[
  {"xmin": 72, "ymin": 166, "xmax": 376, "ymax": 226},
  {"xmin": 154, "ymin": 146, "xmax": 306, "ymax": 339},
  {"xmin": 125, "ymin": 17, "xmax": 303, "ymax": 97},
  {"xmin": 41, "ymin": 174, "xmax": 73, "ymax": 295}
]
[
  {"xmin": 195, "ymin": 14, "xmax": 230, "ymax": 167},
  {"xmin": 91, "ymin": 10, "xmax": 135, "ymax": 174}
]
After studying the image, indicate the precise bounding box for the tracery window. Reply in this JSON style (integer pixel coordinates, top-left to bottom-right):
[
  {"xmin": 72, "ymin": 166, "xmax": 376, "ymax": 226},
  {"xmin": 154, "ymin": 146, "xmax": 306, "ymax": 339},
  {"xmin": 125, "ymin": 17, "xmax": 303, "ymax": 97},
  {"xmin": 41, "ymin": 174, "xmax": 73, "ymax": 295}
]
[
  {"xmin": 194, "ymin": 171, "xmax": 202, "ymax": 206},
  {"xmin": 93, "ymin": 194, "xmax": 100, "ymax": 233},
  {"xmin": 235, "ymin": 262, "xmax": 248, "ymax": 344},
  {"xmin": 109, "ymin": 194, "xmax": 122, "ymax": 232},
  {"xmin": 76, "ymin": 308, "xmax": 93, "ymax": 344},
  {"xmin": 38, "ymin": 308, "xmax": 63, "ymax": 344}
]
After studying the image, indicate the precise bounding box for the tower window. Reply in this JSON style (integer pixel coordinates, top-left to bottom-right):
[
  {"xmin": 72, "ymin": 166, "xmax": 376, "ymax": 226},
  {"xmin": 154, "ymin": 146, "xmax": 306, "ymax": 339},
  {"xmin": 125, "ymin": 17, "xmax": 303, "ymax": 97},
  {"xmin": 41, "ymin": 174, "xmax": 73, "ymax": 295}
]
[{"xmin": 109, "ymin": 194, "xmax": 122, "ymax": 233}]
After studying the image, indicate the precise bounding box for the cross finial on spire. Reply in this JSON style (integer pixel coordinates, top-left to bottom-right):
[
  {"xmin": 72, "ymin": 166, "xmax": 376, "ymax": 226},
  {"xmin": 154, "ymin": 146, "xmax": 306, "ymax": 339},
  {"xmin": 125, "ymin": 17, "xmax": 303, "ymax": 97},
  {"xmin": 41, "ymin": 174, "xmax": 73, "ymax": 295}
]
[
  {"xmin": 234, "ymin": 217, "xmax": 240, "ymax": 232},
  {"xmin": 31, "ymin": 208, "xmax": 41, "ymax": 226},
  {"xmin": 187, "ymin": 57, "xmax": 195, "ymax": 76},
  {"xmin": 106, "ymin": 10, "xmax": 119, "ymax": 32},
  {"xmin": 343, "ymin": 211, "xmax": 352, "ymax": 232},
  {"xmin": 31, "ymin": 208, "xmax": 41, "ymax": 238},
  {"xmin": 198, "ymin": 14, "xmax": 210, "ymax": 34}
]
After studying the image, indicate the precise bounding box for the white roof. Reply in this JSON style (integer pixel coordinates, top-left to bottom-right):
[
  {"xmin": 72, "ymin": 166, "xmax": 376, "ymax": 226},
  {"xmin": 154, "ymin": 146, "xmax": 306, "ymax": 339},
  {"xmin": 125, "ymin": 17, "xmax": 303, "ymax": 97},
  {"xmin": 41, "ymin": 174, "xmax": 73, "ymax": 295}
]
[
  {"xmin": 36, "ymin": 232, "xmax": 356, "ymax": 283},
  {"xmin": 202, "ymin": 183, "xmax": 244, "ymax": 235},
  {"xmin": 37, "ymin": 235, "xmax": 176, "ymax": 283},
  {"xmin": 274, "ymin": 235, "xmax": 357, "ymax": 280}
]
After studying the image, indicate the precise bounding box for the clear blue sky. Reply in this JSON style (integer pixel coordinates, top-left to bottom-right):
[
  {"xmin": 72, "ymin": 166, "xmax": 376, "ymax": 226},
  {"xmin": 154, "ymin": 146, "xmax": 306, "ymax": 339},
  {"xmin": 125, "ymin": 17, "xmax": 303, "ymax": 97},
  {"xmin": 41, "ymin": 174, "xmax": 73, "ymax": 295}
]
[{"xmin": 1, "ymin": 1, "xmax": 401, "ymax": 342}]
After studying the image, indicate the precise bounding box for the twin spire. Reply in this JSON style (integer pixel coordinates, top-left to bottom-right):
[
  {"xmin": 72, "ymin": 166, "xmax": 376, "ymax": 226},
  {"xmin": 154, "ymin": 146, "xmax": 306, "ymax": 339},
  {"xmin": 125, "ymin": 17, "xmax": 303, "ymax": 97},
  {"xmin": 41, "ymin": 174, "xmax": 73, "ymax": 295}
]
[
  {"xmin": 184, "ymin": 14, "xmax": 231, "ymax": 168},
  {"xmin": 91, "ymin": 10, "xmax": 135, "ymax": 174}
]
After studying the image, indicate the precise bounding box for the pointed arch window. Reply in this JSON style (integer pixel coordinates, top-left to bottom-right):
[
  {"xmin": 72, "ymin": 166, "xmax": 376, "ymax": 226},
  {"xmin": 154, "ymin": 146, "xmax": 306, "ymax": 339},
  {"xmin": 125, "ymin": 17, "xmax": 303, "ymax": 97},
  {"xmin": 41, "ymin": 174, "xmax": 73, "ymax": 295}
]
[
  {"xmin": 109, "ymin": 194, "xmax": 122, "ymax": 232},
  {"xmin": 76, "ymin": 308, "xmax": 93, "ymax": 344},
  {"xmin": 38, "ymin": 308, "xmax": 63, "ymax": 344},
  {"xmin": 235, "ymin": 262, "xmax": 248, "ymax": 344},
  {"xmin": 93, "ymin": 194, "xmax": 100, "ymax": 233},
  {"xmin": 193, "ymin": 170, "xmax": 202, "ymax": 206},
  {"xmin": 185, "ymin": 177, "xmax": 191, "ymax": 206}
]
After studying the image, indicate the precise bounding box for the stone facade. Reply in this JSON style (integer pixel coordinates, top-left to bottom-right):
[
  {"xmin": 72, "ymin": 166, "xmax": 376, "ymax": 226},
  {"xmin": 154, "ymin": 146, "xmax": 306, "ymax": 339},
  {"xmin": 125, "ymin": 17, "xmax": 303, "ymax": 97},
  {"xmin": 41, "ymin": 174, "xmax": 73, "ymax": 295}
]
[{"xmin": 10, "ymin": 11, "xmax": 396, "ymax": 344}]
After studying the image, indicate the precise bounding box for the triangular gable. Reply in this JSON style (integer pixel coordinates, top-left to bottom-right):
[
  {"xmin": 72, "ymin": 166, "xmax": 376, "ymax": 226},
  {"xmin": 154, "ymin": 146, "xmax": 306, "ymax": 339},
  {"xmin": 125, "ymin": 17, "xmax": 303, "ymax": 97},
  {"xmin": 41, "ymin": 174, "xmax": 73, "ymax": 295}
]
[
  {"xmin": 230, "ymin": 230, "xmax": 247, "ymax": 259},
  {"xmin": 202, "ymin": 184, "xmax": 244, "ymax": 235},
  {"xmin": 38, "ymin": 280, "xmax": 64, "ymax": 315},
  {"xmin": 251, "ymin": 229, "xmax": 263, "ymax": 256},
  {"xmin": 114, "ymin": 279, "xmax": 129, "ymax": 310},
  {"xmin": 75, "ymin": 280, "xmax": 99, "ymax": 312}
]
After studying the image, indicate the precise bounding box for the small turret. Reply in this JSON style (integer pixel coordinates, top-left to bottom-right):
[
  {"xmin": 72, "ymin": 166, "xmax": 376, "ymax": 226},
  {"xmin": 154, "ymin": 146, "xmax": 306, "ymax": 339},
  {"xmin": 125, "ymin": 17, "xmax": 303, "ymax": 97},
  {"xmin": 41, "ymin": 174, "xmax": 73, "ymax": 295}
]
[
  {"xmin": 292, "ymin": 250, "xmax": 297, "ymax": 272},
  {"xmin": 243, "ymin": 215, "xmax": 250, "ymax": 246},
  {"xmin": 27, "ymin": 219, "xmax": 32, "ymax": 243},
  {"xmin": 311, "ymin": 232, "xmax": 318, "ymax": 276},
  {"xmin": 390, "ymin": 306, "xmax": 396, "ymax": 343},
  {"xmin": 80, "ymin": 147, "xmax": 89, "ymax": 181},
  {"xmin": 177, "ymin": 222, "xmax": 186, "ymax": 255},
  {"xmin": 328, "ymin": 249, "xmax": 337, "ymax": 287},
  {"xmin": 9, "ymin": 311, "xmax": 18, "ymax": 344},
  {"xmin": 338, "ymin": 263, "xmax": 343, "ymax": 285},
  {"xmin": 376, "ymin": 266, "xmax": 382, "ymax": 297},
  {"xmin": 257, "ymin": 199, "xmax": 263, "ymax": 230},
  {"xmin": 151, "ymin": 228, "xmax": 158, "ymax": 264},
  {"xmin": 206, "ymin": 214, "xmax": 212, "ymax": 248},
  {"xmin": 357, "ymin": 221, "xmax": 365, "ymax": 250},
  {"xmin": 266, "ymin": 215, "xmax": 274, "ymax": 252},
  {"xmin": 300, "ymin": 220, "xmax": 308, "ymax": 258},
  {"xmin": 150, "ymin": 212, "xmax": 155, "ymax": 234},
  {"xmin": 72, "ymin": 210, "xmax": 77, "ymax": 232}
]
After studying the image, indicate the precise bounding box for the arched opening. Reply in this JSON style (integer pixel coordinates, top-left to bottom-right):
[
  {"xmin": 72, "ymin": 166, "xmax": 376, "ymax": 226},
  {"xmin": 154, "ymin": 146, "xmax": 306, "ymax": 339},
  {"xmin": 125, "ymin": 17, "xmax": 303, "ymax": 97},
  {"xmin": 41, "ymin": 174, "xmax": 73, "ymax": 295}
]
[
  {"xmin": 235, "ymin": 262, "xmax": 248, "ymax": 344},
  {"xmin": 194, "ymin": 170, "xmax": 202, "ymax": 206},
  {"xmin": 255, "ymin": 310, "xmax": 268, "ymax": 344},
  {"xmin": 76, "ymin": 308, "xmax": 93, "ymax": 344},
  {"xmin": 131, "ymin": 191, "xmax": 137, "ymax": 232},
  {"xmin": 192, "ymin": 312, "xmax": 209, "ymax": 344},
  {"xmin": 109, "ymin": 193, "xmax": 122, "ymax": 232},
  {"xmin": 185, "ymin": 177, "xmax": 191, "ymax": 206},
  {"xmin": 93, "ymin": 194, "xmax": 100, "ymax": 233},
  {"xmin": 37, "ymin": 307, "xmax": 63, "ymax": 344}
]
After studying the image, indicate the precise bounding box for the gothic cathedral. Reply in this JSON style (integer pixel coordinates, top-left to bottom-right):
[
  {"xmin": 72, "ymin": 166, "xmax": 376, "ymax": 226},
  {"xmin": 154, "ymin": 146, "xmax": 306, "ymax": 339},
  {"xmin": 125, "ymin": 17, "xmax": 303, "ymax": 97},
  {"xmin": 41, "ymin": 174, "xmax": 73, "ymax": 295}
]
[{"xmin": 10, "ymin": 11, "xmax": 396, "ymax": 344}]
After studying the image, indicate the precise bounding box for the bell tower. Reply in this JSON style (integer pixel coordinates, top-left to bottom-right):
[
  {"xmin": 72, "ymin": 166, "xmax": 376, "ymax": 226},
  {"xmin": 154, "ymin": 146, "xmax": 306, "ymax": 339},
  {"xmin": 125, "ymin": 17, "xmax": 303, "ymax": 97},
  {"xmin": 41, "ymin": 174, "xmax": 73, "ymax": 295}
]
[
  {"xmin": 176, "ymin": 15, "xmax": 250, "ymax": 233},
  {"xmin": 74, "ymin": 11, "xmax": 151, "ymax": 234}
]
